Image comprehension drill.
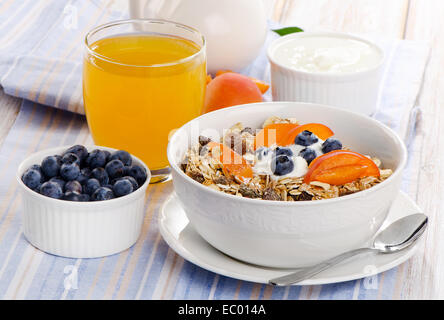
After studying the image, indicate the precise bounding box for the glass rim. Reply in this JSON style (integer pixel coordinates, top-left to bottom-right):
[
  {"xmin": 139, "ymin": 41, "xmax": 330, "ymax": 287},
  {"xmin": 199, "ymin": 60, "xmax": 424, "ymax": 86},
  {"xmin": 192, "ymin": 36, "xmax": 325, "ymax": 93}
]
[{"xmin": 84, "ymin": 18, "xmax": 206, "ymax": 68}]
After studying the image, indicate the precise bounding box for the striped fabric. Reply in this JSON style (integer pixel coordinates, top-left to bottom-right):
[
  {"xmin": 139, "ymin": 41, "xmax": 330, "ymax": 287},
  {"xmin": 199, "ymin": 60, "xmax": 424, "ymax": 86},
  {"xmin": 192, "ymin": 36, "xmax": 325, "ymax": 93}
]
[
  {"xmin": 0, "ymin": 1, "xmax": 431, "ymax": 299},
  {"xmin": 0, "ymin": 0, "xmax": 128, "ymax": 114}
]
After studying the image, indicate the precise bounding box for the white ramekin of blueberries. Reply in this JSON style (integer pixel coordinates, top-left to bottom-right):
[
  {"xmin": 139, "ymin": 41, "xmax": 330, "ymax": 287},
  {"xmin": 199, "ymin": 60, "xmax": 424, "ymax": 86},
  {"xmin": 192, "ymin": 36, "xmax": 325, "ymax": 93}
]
[{"xmin": 16, "ymin": 145, "xmax": 151, "ymax": 258}]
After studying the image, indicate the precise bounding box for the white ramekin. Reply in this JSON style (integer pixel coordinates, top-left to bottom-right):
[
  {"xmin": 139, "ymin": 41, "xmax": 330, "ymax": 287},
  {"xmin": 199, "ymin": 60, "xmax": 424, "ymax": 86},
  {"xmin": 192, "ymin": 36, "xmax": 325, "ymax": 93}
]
[
  {"xmin": 167, "ymin": 101, "xmax": 407, "ymax": 268},
  {"xmin": 16, "ymin": 145, "xmax": 151, "ymax": 258},
  {"xmin": 267, "ymin": 32, "xmax": 385, "ymax": 116}
]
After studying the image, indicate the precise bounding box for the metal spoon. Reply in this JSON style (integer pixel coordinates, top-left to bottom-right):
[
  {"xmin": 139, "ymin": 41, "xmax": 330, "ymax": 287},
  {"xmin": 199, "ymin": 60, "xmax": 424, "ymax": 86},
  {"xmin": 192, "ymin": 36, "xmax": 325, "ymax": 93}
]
[{"xmin": 269, "ymin": 213, "xmax": 428, "ymax": 286}]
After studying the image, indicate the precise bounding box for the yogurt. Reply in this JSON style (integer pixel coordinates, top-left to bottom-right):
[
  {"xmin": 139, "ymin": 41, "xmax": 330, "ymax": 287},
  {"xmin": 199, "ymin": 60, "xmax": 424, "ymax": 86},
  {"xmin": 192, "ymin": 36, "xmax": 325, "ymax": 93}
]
[
  {"xmin": 253, "ymin": 139, "xmax": 325, "ymax": 180},
  {"xmin": 271, "ymin": 35, "xmax": 382, "ymax": 74},
  {"xmin": 253, "ymin": 148, "xmax": 308, "ymax": 179}
]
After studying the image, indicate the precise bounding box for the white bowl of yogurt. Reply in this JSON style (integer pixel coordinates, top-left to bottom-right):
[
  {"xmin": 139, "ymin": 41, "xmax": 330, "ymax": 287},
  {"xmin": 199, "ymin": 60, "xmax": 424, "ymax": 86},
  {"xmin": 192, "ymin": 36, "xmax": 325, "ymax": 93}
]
[{"xmin": 267, "ymin": 32, "xmax": 385, "ymax": 115}]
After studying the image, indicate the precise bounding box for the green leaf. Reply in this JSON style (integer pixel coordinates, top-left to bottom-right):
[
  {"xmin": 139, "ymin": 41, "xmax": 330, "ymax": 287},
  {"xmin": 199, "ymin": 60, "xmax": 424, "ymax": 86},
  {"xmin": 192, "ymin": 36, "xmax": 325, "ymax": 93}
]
[{"xmin": 272, "ymin": 26, "xmax": 304, "ymax": 36}]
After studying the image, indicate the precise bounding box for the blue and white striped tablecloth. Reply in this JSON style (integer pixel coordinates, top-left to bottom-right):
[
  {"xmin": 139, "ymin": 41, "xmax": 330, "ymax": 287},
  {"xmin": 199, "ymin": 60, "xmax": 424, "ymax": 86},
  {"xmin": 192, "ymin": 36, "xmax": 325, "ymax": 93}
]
[{"xmin": 0, "ymin": 0, "xmax": 430, "ymax": 299}]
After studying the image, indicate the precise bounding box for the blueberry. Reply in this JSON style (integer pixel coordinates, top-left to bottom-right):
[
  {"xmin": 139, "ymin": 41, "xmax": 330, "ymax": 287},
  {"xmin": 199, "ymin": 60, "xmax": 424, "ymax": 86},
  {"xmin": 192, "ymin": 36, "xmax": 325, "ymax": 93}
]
[
  {"xmin": 85, "ymin": 149, "xmax": 107, "ymax": 169},
  {"xmin": 79, "ymin": 194, "xmax": 90, "ymax": 202},
  {"xmin": 91, "ymin": 167, "xmax": 109, "ymax": 185},
  {"xmin": 123, "ymin": 166, "xmax": 131, "ymax": 176},
  {"xmin": 49, "ymin": 176, "xmax": 66, "ymax": 190},
  {"xmin": 84, "ymin": 178, "xmax": 101, "ymax": 195},
  {"xmin": 63, "ymin": 191, "xmax": 82, "ymax": 201},
  {"xmin": 40, "ymin": 181, "xmax": 63, "ymax": 199},
  {"xmin": 295, "ymin": 130, "xmax": 319, "ymax": 147},
  {"xmin": 65, "ymin": 180, "xmax": 82, "ymax": 193},
  {"xmin": 103, "ymin": 150, "xmax": 111, "ymax": 162},
  {"xmin": 30, "ymin": 164, "xmax": 43, "ymax": 176},
  {"xmin": 64, "ymin": 191, "xmax": 90, "ymax": 202},
  {"xmin": 120, "ymin": 176, "xmax": 139, "ymax": 190},
  {"xmin": 103, "ymin": 184, "xmax": 114, "ymax": 190},
  {"xmin": 22, "ymin": 169, "xmax": 43, "ymax": 190},
  {"xmin": 274, "ymin": 147, "xmax": 293, "ymax": 157},
  {"xmin": 255, "ymin": 147, "xmax": 269, "ymax": 160},
  {"xmin": 127, "ymin": 165, "xmax": 147, "ymax": 185},
  {"xmin": 105, "ymin": 159, "xmax": 125, "ymax": 179},
  {"xmin": 77, "ymin": 167, "xmax": 91, "ymax": 185},
  {"xmin": 61, "ymin": 152, "xmax": 80, "ymax": 166},
  {"xmin": 113, "ymin": 178, "xmax": 134, "ymax": 197},
  {"xmin": 41, "ymin": 155, "xmax": 61, "ymax": 178},
  {"xmin": 110, "ymin": 150, "xmax": 132, "ymax": 166},
  {"xmin": 64, "ymin": 145, "xmax": 88, "ymax": 163},
  {"xmin": 60, "ymin": 162, "xmax": 80, "ymax": 181},
  {"xmin": 322, "ymin": 138, "xmax": 343, "ymax": 154},
  {"xmin": 271, "ymin": 155, "xmax": 294, "ymax": 176},
  {"xmin": 299, "ymin": 148, "xmax": 317, "ymax": 165},
  {"xmin": 91, "ymin": 187, "xmax": 115, "ymax": 201}
]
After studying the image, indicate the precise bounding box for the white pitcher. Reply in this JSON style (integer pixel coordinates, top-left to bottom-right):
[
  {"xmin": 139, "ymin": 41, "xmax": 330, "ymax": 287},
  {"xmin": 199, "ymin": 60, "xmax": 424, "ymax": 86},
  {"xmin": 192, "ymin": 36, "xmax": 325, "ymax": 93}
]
[{"xmin": 128, "ymin": 0, "xmax": 268, "ymax": 73}]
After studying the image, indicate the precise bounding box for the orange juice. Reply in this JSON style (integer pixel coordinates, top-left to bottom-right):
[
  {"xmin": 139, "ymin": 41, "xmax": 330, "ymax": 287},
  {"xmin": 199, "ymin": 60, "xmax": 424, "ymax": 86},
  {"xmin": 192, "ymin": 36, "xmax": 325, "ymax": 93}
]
[{"xmin": 83, "ymin": 34, "xmax": 206, "ymax": 174}]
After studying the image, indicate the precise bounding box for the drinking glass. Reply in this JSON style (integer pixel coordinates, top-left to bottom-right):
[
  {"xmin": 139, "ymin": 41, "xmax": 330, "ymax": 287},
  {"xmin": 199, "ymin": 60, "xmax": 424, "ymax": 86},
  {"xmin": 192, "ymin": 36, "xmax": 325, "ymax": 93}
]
[{"xmin": 83, "ymin": 19, "xmax": 206, "ymax": 183}]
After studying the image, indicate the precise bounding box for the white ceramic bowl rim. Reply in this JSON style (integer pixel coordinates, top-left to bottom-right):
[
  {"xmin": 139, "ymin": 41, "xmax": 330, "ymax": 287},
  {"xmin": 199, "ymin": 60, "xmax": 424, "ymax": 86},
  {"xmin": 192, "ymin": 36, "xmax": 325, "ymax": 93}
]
[
  {"xmin": 267, "ymin": 31, "xmax": 385, "ymax": 79},
  {"xmin": 16, "ymin": 145, "xmax": 151, "ymax": 207},
  {"xmin": 167, "ymin": 101, "xmax": 407, "ymax": 207}
]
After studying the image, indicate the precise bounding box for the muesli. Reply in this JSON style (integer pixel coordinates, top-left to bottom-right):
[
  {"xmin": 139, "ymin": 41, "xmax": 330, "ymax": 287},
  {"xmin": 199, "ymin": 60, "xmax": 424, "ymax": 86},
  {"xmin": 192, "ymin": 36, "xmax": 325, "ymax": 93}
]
[{"xmin": 181, "ymin": 116, "xmax": 393, "ymax": 201}]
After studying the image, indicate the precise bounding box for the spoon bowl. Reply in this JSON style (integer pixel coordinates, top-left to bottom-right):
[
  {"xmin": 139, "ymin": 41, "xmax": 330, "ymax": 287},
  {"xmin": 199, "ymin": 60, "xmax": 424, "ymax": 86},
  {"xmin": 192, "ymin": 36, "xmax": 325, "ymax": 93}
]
[{"xmin": 374, "ymin": 213, "xmax": 428, "ymax": 252}]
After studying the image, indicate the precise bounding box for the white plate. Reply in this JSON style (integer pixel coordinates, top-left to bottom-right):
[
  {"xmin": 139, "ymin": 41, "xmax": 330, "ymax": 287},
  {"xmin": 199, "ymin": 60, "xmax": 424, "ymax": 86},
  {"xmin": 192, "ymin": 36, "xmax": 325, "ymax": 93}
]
[{"xmin": 158, "ymin": 191, "xmax": 422, "ymax": 285}]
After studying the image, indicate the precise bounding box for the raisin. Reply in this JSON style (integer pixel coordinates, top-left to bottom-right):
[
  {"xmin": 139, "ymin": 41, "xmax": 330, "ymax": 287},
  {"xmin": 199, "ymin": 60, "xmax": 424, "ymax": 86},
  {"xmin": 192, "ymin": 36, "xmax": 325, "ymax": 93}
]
[
  {"xmin": 226, "ymin": 133, "xmax": 247, "ymax": 155},
  {"xmin": 291, "ymin": 191, "xmax": 313, "ymax": 201},
  {"xmin": 262, "ymin": 187, "xmax": 281, "ymax": 201},
  {"xmin": 214, "ymin": 175, "xmax": 229, "ymax": 185},
  {"xmin": 239, "ymin": 184, "xmax": 260, "ymax": 198},
  {"xmin": 189, "ymin": 171, "xmax": 205, "ymax": 183},
  {"xmin": 237, "ymin": 140, "xmax": 247, "ymax": 155},
  {"xmin": 241, "ymin": 127, "xmax": 255, "ymax": 135},
  {"xmin": 199, "ymin": 136, "xmax": 211, "ymax": 146},
  {"xmin": 180, "ymin": 158, "xmax": 188, "ymax": 172},
  {"xmin": 199, "ymin": 145, "xmax": 209, "ymax": 156},
  {"xmin": 225, "ymin": 133, "xmax": 240, "ymax": 149}
]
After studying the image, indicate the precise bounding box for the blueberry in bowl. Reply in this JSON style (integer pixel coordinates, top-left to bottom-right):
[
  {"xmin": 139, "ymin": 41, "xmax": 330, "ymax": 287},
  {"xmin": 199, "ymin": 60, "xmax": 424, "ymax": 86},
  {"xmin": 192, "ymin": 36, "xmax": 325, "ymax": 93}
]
[
  {"xmin": 271, "ymin": 154, "xmax": 294, "ymax": 176},
  {"xmin": 16, "ymin": 145, "xmax": 151, "ymax": 258},
  {"xmin": 294, "ymin": 130, "xmax": 319, "ymax": 146},
  {"xmin": 299, "ymin": 148, "xmax": 317, "ymax": 165},
  {"xmin": 274, "ymin": 147, "xmax": 293, "ymax": 157},
  {"xmin": 322, "ymin": 138, "xmax": 343, "ymax": 154},
  {"xmin": 20, "ymin": 145, "xmax": 148, "ymax": 202},
  {"xmin": 41, "ymin": 156, "xmax": 61, "ymax": 178}
]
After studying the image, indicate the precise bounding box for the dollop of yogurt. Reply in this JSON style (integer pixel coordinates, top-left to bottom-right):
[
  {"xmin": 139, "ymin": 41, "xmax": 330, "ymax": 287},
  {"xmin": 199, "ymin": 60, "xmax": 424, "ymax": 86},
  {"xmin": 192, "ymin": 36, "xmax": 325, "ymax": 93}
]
[
  {"xmin": 253, "ymin": 139, "xmax": 325, "ymax": 180},
  {"xmin": 288, "ymin": 139, "xmax": 324, "ymax": 159}
]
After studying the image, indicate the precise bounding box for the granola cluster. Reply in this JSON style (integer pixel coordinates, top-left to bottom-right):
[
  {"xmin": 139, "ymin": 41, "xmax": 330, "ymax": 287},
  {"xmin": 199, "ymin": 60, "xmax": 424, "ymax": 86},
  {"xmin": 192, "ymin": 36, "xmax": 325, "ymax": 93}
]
[{"xmin": 181, "ymin": 117, "xmax": 393, "ymax": 201}]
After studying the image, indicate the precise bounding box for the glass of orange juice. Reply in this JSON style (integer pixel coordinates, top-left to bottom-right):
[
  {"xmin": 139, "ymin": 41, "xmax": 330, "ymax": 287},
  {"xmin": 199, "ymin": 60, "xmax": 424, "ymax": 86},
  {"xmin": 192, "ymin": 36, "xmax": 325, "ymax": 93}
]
[{"xmin": 83, "ymin": 20, "xmax": 206, "ymax": 183}]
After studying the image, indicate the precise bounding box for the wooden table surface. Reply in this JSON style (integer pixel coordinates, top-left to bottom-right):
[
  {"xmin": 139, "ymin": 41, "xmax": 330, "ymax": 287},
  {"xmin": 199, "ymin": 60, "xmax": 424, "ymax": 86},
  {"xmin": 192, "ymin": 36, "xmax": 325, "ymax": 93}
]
[{"xmin": 0, "ymin": 0, "xmax": 442, "ymax": 299}]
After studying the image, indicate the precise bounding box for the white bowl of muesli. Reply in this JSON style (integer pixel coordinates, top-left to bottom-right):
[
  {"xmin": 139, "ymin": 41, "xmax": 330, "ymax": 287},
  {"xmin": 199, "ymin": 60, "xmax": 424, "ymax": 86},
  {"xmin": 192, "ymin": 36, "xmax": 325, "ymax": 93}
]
[{"xmin": 167, "ymin": 102, "xmax": 407, "ymax": 268}]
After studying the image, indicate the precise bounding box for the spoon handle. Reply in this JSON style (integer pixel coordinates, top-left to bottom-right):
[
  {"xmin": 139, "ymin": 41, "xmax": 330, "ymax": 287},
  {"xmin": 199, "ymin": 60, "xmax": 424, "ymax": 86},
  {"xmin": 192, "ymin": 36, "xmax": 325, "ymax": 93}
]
[{"xmin": 269, "ymin": 247, "xmax": 377, "ymax": 286}]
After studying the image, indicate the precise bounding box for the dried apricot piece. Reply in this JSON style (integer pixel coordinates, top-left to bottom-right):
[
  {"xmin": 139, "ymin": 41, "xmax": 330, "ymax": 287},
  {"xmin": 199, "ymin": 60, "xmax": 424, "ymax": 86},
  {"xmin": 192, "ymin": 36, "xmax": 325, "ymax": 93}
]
[
  {"xmin": 207, "ymin": 142, "xmax": 253, "ymax": 182},
  {"xmin": 304, "ymin": 150, "xmax": 380, "ymax": 185},
  {"xmin": 254, "ymin": 123, "xmax": 299, "ymax": 149},
  {"xmin": 283, "ymin": 123, "xmax": 334, "ymax": 146}
]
